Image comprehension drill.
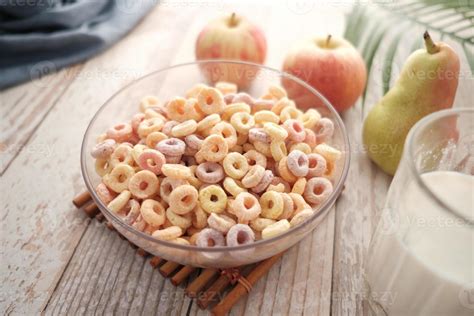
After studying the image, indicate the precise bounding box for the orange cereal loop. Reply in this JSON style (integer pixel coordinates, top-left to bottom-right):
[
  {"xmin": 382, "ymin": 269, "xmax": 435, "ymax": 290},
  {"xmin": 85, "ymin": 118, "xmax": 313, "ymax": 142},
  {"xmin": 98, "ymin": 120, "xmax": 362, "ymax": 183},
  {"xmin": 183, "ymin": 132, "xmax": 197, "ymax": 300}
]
[
  {"xmin": 314, "ymin": 143, "xmax": 342, "ymax": 162},
  {"xmin": 152, "ymin": 226, "xmax": 183, "ymax": 240},
  {"xmin": 197, "ymin": 87, "xmax": 225, "ymax": 114},
  {"xmin": 106, "ymin": 123, "xmax": 133, "ymax": 143},
  {"xmin": 229, "ymin": 145, "xmax": 244, "ymax": 154},
  {"xmin": 291, "ymin": 178, "xmax": 307, "ymax": 195},
  {"xmin": 268, "ymin": 85, "xmax": 287, "ymax": 100},
  {"xmin": 140, "ymin": 199, "xmax": 166, "ymax": 227},
  {"xmin": 266, "ymin": 183, "xmax": 285, "ymax": 193},
  {"xmin": 185, "ymin": 98, "xmax": 205, "ymax": 122},
  {"xmin": 233, "ymin": 192, "xmax": 262, "ymax": 222},
  {"xmin": 128, "ymin": 170, "xmax": 160, "ymax": 199},
  {"xmin": 289, "ymin": 192, "xmax": 311, "ymax": 214},
  {"xmin": 223, "ymin": 177, "xmax": 247, "ymax": 197},
  {"xmin": 186, "ymin": 83, "xmax": 207, "ymax": 98},
  {"xmin": 166, "ymin": 97, "xmax": 188, "ymax": 122},
  {"xmin": 146, "ymin": 132, "xmax": 168, "ymax": 149},
  {"xmin": 192, "ymin": 205, "xmax": 208, "ymax": 229},
  {"xmin": 241, "ymin": 165, "xmax": 265, "ymax": 188},
  {"xmin": 199, "ymin": 134, "xmax": 228, "ymax": 162},
  {"xmin": 253, "ymin": 141, "xmax": 272, "ymax": 158},
  {"xmin": 242, "ymin": 143, "xmax": 255, "ymax": 153},
  {"xmin": 278, "ymin": 157, "xmax": 298, "ymax": 184},
  {"xmin": 171, "ymin": 120, "xmax": 198, "ymax": 138},
  {"xmin": 161, "ymin": 164, "xmax": 192, "ymax": 180},
  {"xmin": 215, "ymin": 81, "xmax": 238, "ymax": 95},
  {"xmin": 160, "ymin": 178, "xmax": 187, "ymax": 203},
  {"xmin": 302, "ymin": 109, "xmax": 321, "ymax": 129},
  {"xmin": 139, "ymin": 95, "xmax": 159, "ymax": 112},
  {"xmin": 221, "ymin": 102, "xmax": 251, "ymax": 121},
  {"xmin": 96, "ymin": 182, "xmax": 116, "ymax": 204},
  {"xmin": 103, "ymin": 163, "xmax": 136, "ymax": 193},
  {"xmin": 289, "ymin": 142, "xmax": 312, "ymax": 154},
  {"xmin": 236, "ymin": 132, "xmax": 249, "ymax": 146},
  {"xmin": 210, "ymin": 121, "xmax": 237, "ymax": 148},
  {"xmin": 168, "ymin": 184, "xmax": 198, "ymax": 215},
  {"xmin": 244, "ymin": 149, "xmax": 267, "ymax": 169}
]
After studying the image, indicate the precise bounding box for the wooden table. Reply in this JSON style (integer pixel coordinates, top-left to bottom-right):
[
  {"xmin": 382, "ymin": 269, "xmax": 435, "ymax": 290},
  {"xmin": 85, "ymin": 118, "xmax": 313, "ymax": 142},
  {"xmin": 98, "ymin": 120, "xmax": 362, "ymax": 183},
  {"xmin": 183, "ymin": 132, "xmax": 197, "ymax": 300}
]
[{"xmin": 4, "ymin": 2, "xmax": 469, "ymax": 315}]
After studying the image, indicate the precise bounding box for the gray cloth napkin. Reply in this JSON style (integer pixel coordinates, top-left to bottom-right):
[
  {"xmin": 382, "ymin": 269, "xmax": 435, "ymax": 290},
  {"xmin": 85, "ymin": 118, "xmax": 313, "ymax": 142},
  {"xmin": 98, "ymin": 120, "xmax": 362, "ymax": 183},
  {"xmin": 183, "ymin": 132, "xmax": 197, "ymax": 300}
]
[{"xmin": 0, "ymin": 0, "xmax": 157, "ymax": 90}]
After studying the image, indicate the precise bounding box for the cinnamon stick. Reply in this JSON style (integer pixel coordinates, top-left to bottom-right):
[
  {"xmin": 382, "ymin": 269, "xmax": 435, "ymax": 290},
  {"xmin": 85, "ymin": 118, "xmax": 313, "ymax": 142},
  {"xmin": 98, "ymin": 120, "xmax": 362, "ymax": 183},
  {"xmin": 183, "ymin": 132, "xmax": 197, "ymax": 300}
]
[
  {"xmin": 95, "ymin": 212, "xmax": 105, "ymax": 222},
  {"xmin": 105, "ymin": 221, "xmax": 115, "ymax": 231},
  {"xmin": 150, "ymin": 256, "xmax": 163, "ymax": 268},
  {"xmin": 211, "ymin": 253, "xmax": 284, "ymax": 316},
  {"xmin": 84, "ymin": 203, "xmax": 99, "ymax": 218},
  {"xmin": 159, "ymin": 261, "xmax": 181, "ymax": 277},
  {"xmin": 136, "ymin": 248, "xmax": 149, "ymax": 257},
  {"xmin": 186, "ymin": 268, "xmax": 219, "ymax": 298},
  {"xmin": 171, "ymin": 265, "xmax": 196, "ymax": 286},
  {"xmin": 197, "ymin": 273, "xmax": 232, "ymax": 309},
  {"xmin": 73, "ymin": 191, "xmax": 92, "ymax": 207}
]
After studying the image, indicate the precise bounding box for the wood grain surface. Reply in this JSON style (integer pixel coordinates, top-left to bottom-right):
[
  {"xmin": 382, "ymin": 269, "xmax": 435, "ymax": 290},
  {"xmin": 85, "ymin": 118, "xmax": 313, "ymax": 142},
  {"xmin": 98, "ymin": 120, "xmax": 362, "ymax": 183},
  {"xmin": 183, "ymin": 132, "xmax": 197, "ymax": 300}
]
[{"xmin": 2, "ymin": 1, "xmax": 471, "ymax": 315}]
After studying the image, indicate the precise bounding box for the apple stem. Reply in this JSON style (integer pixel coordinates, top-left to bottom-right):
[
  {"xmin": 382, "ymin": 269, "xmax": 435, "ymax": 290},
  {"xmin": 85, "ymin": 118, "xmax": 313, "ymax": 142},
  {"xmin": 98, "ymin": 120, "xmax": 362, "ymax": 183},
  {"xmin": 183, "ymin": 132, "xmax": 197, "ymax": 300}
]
[
  {"xmin": 326, "ymin": 34, "xmax": 332, "ymax": 47},
  {"xmin": 423, "ymin": 31, "xmax": 440, "ymax": 54},
  {"xmin": 229, "ymin": 12, "xmax": 237, "ymax": 27}
]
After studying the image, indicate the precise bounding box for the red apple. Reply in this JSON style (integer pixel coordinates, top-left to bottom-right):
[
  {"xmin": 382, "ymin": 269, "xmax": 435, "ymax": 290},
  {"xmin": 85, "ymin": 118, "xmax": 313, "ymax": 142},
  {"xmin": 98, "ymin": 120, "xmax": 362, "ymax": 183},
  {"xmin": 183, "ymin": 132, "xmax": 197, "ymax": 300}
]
[
  {"xmin": 195, "ymin": 13, "xmax": 267, "ymax": 88},
  {"xmin": 282, "ymin": 35, "xmax": 367, "ymax": 112}
]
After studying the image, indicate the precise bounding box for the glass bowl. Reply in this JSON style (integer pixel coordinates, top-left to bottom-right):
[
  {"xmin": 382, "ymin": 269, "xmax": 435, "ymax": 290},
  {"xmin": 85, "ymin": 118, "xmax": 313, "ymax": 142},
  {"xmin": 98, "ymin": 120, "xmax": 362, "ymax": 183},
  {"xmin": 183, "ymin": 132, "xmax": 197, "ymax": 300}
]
[{"xmin": 81, "ymin": 60, "xmax": 350, "ymax": 268}]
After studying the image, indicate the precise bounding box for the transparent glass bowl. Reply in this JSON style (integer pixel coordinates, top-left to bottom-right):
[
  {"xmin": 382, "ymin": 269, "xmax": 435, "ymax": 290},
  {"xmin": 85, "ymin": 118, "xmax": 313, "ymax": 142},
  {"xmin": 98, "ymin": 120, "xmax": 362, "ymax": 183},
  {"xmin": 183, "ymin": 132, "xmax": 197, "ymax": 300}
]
[{"xmin": 81, "ymin": 60, "xmax": 350, "ymax": 268}]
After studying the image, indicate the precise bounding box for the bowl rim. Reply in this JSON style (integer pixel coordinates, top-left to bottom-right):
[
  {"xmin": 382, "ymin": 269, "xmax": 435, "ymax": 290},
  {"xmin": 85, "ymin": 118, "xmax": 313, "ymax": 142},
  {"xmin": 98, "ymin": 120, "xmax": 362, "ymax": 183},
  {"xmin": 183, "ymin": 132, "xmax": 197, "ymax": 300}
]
[{"xmin": 81, "ymin": 59, "xmax": 351, "ymax": 252}]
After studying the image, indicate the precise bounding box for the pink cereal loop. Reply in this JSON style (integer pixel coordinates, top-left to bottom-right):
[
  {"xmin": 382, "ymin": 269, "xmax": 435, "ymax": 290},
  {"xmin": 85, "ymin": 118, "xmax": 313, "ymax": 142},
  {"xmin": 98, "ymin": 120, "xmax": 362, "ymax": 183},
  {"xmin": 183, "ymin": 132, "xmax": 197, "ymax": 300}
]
[
  {"xmin": 248, "ymin": 128, "xmax": 271, "ymax": 144},
  {"xmin": 160, "ymin": 177, "xmax": 187, "ymax": 203},
  {"xmin": 304, "ymin": 177, "xmax": 334, "ymax": 206},
  {"xmin": 314, "ymin": 118, "xmax": 334, "ymax": 143},
  {"xmin": 185, "ymin": 134, "xmax": 204, "ymax": 150},
  {"xmin": 91, "ymin": 139, "xmax": 116, "ymax": 159},
  {"xmin": 96, "ymin": 182, "xmax": 116, "ymax": 204},
  {"xmin": 162, "ymin": 120, "xmax": 180, "ymax": 136},
  {"xmin": 131, "ymin": 113, "xmax": 145, "ymax": 133},
  {"xmin": 226, "ymin": 224, "xmax": 255, "ymax": 246},
  {"xmin": 307, "ymin": 153, "xmax": 327, "ymax": 178},
  {"xmin": 122, "ymin": 199, "xmax": 140, "ymax": 225},
  {"xmin": 196, "ymin": 162, "xmax": 225, "ymax": 184},
  {"xmin": 156, "ymin": 138, "xmax": 185, "ymax": 156},
  {"xmin": 286, "ymin": 150, "xmax": 309, "ymax": 177},
  {"xmin": 196, "ymin": 228, "xmax": 225, "ymax": 247},
  {"xmin": 232, "ymin": 92, "xmax": 255, "ymax": 106},
  {"xmin": 304, "ymin": 128, "xmax": 317, "ymax": 148},
  {"xmin": 284, "ymin": 119, "xmax": 306, "ymax": 142},
  {"xmin": 251, "ymin": 170, "xmax": 274, "ymax": 193},
  {"xmin": 165, "ymin": 154, "xmax": 182, "ymax": 164},
  {"xmin": 137, "ymin": 149, "xmax": 166, "ymax": 175},
  {"xmin": 106, "ymin": 123, "xmax": 133, "ymax": 143}
]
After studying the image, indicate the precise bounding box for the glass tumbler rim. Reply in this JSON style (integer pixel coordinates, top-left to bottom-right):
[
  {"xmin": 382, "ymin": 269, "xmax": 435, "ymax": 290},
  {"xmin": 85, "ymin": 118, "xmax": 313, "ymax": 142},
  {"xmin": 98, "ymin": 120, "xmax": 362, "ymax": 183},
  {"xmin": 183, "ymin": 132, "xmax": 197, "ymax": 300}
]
[{"xmin": 405, "ymin": 107, "xmax": 474, "ymax": 226}]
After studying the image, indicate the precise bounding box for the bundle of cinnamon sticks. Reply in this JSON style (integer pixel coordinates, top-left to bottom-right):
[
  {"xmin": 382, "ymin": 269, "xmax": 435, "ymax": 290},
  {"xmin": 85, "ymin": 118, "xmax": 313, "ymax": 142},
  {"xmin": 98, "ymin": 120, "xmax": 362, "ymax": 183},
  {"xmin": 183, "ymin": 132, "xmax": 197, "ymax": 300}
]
[{"xmin": 73, "ymin": 190, "xmax": 283, "ymax": 315}]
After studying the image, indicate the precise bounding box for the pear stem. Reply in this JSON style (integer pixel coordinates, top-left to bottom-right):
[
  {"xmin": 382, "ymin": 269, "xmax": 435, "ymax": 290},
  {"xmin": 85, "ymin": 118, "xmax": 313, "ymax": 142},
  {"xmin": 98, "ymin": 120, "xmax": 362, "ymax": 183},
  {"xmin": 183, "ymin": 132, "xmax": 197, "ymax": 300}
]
[
  {"xmin": 326, "ymin": 34, "xmax": 332, "ymax": 47},
  {"xmin": 423, "ymin": 31, "xmax": 440, "ymax": 54},
  {"xmin": 229, "ymin": 13, "xmax": 237, "ymax": 27}
]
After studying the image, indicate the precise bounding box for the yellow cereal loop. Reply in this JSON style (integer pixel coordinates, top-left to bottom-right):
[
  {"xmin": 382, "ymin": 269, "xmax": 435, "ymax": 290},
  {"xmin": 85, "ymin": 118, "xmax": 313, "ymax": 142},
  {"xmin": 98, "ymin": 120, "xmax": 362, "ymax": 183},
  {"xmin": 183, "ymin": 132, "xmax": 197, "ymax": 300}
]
[
  {"xmin": 196, "ymin": 113, "xmax": 221, "ymax": 132},
  {"xmin": 242, "ymin": 143, "xmax": 255, "ymax": 153},
  {"xmin": 254, "ymin": 110, "xmax": 280, "ymax": 125},
  {"xmin": 199, "ymin": 134, "xmax": 228, "ymax": 162},
  {"xmin": 270, "ymin": 140, "xmax": 287, "ymax": 162},
  {"xmin": 236, "ymin": 132, "xmax": 249, "ymax": 145},
  {"xmin": 197, "ymin": 87, "xmax": 225, "ymax": 114},
  {"xmin": 271, "ymin": 97, "xmax": 295, "ymax": 115},
  {"xmin": 139, "ymin": 95, "xmax": 159, "ymax": 112},
  {"xmin": 223, "ymin": 177, "xmax": 247, "ymax": 197},
  {"xmin": 261, "ymin": 219, "xmax": 290, "ymax": 239},
  {"xmin": 131, "ymin": 144, "xmax": 147, "ymax": 164},
  {"xmin": 128, "ymin": 170, "xmax": 160, "ymax": 199},
  {"xmin": 161, "ymin": 164, "xmax": 192, "ymax": 179},
  {"xmin": 107, "ymin": 190, "xmax": 131, "ymax": 213},
  {"xmin": 171, "ymin": 119, "xmax": 197, "ymax": 137},
  {"xmin": 210, "ymin": 121, "xmax": 237, "ymax": 148},
  {"xmin": 186, "ymin": 83, "xmax": 207, "ymax": 98},
  {"xmin": 250, "ymin": 217, "xmax": 276, "ymax": 231},
  {"xmin": 290, "ymin": 209, "xmax": 314, "ymax": 227},
  {"xmin": 291, "ymin": 178, "xmax": 307, "ymax": 195},
  {"xmin": 278, "ymin": 157, "xmax": 297, "ymax": 183},
  {"xmin": 192, "ymin": 205, "xmax": 208, "ymax": 229},
  {"xmin": 167, "ymin": 97, "xmax": 188, "ymax": 122},
  {"xmin": 289, "ymin": 142, "xmax": 312, "ymax": 154},
  {"xmin": 229, "ymin": 145, "xmax": 244, "ymax": 154},
  {"xmin": 266, "ymin": 183, "xmax": 285, "ymax": 193},
  {"xmin": 280, "ymin": 106, "xmax": 302, "ymax": 123},
  {"xmin": 260, "ymin": 191, "xmax": 284, "ymax": 219},
  {"xmin": 146, "ymin": 132, "xmax": 168, "ymax": 149},
  {"xmin": 215, "ymin": 81, "xmax": 237, "ymax": 95},
  {"xmin": 289, "ymin": 193, "xmax": 311, "ymax": 214},
  {"xmin": 301, "ymin": 109, "xmax": 321, "ymax": 129},
  {"xmin": 95, "ymin": 158, "xmax": 112, "ymax": 177},
  {"xmin": 230, "ymin": 112, "xmax": 255, "ymax": 134},
  {"xmin": 268, "ymin": 85, "xmax": 287, "ymax": 100},
  {"xmin": 103, "ymin": 163, "xmax": 136, "ymax": 192},
  {"xmin": 314, "ymin": 143, "xmax": 342, "ymax": 162},
  {"xmin": 198, "ymin": 185, "xmax": 228, "ymax": 214},
  {"xmin": 223, "ymin": 152, "xmax": 249, "ymax": 179},
  {"xmin": 110, "ymin": 144, "xmax": 134, "ymax": 167},
  {"xmin": 221, "ymin": 102, "xmax": 251, "ymax": 121},
  {"xmin": 263, "ymin": 122, "xmax": 288, "ymax": 141},
  {"xmin": 166, "ymin": 208, "xmax": 192, "ymax": 229},
  {"xmin": 253, "ymin": 141, "xmax": 272, "ymax": 158},
  {"xmin": 137, "ymin": 117, "xmax": 165, "ymax": 138}
]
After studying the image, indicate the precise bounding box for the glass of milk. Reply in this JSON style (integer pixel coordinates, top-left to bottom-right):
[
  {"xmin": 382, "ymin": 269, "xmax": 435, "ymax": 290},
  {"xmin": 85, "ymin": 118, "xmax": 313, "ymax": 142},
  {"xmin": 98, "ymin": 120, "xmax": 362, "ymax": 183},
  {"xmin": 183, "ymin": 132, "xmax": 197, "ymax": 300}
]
[{"xmin": 365, "ymin": 108, "xmax": 473, "ymax": 315}]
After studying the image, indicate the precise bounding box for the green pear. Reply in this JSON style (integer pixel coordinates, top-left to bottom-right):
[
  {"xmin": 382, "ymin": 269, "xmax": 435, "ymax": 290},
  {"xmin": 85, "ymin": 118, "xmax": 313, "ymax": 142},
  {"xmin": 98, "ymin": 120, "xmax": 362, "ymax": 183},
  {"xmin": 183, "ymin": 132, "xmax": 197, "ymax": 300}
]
[{"xmin": 362, "ymin": 31, "xmax": 460, "ymax": 175}]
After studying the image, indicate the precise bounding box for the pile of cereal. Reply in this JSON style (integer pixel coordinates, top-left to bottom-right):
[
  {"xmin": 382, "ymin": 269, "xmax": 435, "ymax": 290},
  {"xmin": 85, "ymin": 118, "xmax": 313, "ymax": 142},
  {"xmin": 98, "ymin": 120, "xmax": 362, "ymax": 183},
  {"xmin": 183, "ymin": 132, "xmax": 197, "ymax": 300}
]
[{"xmin": 91, "ymin": 82, "xmax": 341, "ymax": 247}]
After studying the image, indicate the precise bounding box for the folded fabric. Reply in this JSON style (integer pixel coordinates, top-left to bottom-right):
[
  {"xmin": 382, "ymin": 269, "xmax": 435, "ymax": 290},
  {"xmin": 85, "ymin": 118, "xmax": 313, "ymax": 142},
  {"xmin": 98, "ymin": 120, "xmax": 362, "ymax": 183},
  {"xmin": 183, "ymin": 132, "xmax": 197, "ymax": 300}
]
[{"xmin": 0, "ymin": 0, "xmax": 157, "ymax": 90}]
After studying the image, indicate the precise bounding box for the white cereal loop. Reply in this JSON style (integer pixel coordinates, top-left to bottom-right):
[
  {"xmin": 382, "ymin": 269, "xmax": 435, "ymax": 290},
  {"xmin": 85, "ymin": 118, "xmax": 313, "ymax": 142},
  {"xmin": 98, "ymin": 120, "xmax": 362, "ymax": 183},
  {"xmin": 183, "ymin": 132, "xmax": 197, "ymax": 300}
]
[
  {"xmin": 226, "ymin": 224, "xmax": 255, "ymax": 246},
  {"xmin": 196, "ymin": 228, "xmax": 225, "ymax": 247},
  {"xmin": 207, "ymin": 213, "xmax": 236, "ymax": 234},
  {"xmin": 304, "ymin": 177, "xmax": 334, "ymax": 206},
  {"xmin": 290, "ymin": 209, "xmax": 314, "ymax": 227}
]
